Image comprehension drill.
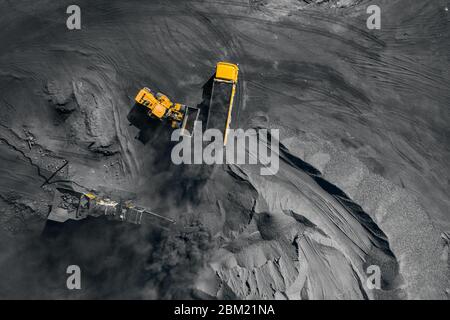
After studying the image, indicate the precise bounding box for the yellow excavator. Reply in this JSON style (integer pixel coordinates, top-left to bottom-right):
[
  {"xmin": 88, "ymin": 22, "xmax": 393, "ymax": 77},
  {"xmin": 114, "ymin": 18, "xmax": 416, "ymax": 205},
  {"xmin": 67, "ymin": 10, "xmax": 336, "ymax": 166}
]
[
  {"xmin": 134, "ymin": 87, "xmax": 199, "ymax": 136},
  {"xmin": 133, "ymin": 62, "xmax": 239, "ymax": 142}
]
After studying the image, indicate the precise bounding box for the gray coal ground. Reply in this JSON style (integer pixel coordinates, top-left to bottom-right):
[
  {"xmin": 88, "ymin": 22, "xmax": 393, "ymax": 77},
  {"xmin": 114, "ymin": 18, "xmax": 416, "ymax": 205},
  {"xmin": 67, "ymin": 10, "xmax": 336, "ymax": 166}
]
[{"xmin": 0, "ymin": 0, "xmax": 449, "ymax": 299}]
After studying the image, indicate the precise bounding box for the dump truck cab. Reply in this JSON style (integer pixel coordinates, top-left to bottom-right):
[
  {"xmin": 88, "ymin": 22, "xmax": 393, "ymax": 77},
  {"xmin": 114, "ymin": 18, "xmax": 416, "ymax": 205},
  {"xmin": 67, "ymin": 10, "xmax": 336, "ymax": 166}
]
[{"xmin": 215, "ymin": 62, "xmax": 239, "ymax": 83}]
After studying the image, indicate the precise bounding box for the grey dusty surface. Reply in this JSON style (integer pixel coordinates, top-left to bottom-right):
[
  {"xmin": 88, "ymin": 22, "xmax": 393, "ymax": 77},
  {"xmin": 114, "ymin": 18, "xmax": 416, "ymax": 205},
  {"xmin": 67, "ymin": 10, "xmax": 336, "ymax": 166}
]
[{"xmin": 0, "ymin": 0, "xmax": 449, "ymax": 299}]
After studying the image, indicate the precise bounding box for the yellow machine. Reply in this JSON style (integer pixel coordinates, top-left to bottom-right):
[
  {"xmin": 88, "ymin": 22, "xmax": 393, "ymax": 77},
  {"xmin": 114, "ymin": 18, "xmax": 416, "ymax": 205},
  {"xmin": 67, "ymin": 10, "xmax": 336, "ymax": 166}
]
[
  {"xmin": 134, "ymin": 88, "xmax": 199, "ymax": 136},
  {"xmin": 133, "ymin": 61, "xmax": 239, "ymax": 141},
  {"xmin": 215, "ymin": 62, "xmax": 239, "ymax": 83},
  {"xmin": 216, "ymin": 62, "xmax": 239, "ymax": 145},
  {"xmin": 206, "ymin": 62, "xmax": 239, "ymax": 145}
]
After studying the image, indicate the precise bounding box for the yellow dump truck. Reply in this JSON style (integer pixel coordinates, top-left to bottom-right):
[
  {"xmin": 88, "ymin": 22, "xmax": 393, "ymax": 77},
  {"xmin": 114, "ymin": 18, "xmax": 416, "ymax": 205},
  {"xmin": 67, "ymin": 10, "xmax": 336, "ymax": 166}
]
[{"xmin": 206, "ymin": 62, "xmax": 239, "ymax": 145}]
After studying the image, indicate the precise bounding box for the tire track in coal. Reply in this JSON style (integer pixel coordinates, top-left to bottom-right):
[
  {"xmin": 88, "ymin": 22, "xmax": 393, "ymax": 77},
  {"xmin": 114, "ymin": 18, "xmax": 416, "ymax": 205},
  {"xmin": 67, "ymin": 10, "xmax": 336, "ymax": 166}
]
[
  {"xmin": 161, "ymin": 2, "xmax": 223, "ymax": 62},
  {"xmin": 104, "ymin": 2, "xmax": 385, "ymax": 63},
  {"xmin": 189, "ymin": 11, "xmax": 384, "ymax": 56},
  {"xmin": 294, "ymin": 8, "xmax": 386, "ymax": 47},
  {"xmin": 185, "ymin": 4, "xmax": 241, "ymax": 60},
  {"xmin": 246, "ymin": 73, "xmax": 368, "ymax": 121},
  {"xmin": 353, "ymin": 54, "xmax": 448, "ymax": 91},
  {"xmin": 342, "ymin": 52, "xmax": 450, "ymax": 103},
  {"xmin": 153, "ymin": 21, "xmax": 188, "ymax": 73}
]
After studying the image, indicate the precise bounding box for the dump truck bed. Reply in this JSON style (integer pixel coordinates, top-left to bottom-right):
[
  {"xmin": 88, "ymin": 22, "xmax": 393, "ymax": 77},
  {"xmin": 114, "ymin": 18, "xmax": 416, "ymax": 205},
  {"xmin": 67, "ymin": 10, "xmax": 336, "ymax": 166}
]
[{"xmin": 206, "ymin": 80, "xmax": 233, "ymax": 141}]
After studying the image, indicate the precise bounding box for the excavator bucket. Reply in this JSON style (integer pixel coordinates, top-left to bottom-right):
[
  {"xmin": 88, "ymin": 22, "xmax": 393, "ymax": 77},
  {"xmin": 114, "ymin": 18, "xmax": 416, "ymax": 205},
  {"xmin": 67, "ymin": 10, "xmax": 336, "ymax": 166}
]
[{"xmin": 180, "ymin": 105, "xmax": 199, "ymax": 137}]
